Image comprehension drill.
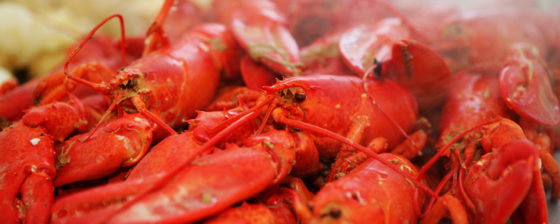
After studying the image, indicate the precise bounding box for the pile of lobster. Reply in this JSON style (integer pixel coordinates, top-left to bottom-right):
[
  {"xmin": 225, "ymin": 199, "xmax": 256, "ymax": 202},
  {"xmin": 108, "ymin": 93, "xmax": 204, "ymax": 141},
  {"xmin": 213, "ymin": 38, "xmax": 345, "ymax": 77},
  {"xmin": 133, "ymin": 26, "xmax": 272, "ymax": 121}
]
[{"xmin": 1, "ymin": 0, "xmax": 560, "ymax": 223}]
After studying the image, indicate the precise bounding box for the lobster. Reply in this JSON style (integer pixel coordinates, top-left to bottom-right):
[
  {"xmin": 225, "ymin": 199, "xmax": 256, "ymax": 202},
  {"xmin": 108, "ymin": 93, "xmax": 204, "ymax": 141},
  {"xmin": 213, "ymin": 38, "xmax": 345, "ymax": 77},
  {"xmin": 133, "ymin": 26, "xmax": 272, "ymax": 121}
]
[
  {"xmin": 418, "ymin": 72, "xmax": 550, "ymax": 223},
  {"xmin": 50, "ymin": 74, "xmax": 436, "ymax": 223},
  {"xmin": 33, "ymin": 7, "xmax": 243, "ymax": 186},
  {"xmin": 49, "ymin": 18, "xmax": 244, "ymax": 185},
  {"xmin": 1, "ymin": 1, "xmax": 243, "ymax": 221}
]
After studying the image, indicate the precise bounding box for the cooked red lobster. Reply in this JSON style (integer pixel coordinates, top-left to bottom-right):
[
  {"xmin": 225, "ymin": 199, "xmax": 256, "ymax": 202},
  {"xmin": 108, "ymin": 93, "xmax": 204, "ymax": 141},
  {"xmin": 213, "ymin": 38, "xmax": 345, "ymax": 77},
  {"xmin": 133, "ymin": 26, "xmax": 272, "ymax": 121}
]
[{"xmin": 0, "ymin": 0, "xmax": 559, "ymax": 223}]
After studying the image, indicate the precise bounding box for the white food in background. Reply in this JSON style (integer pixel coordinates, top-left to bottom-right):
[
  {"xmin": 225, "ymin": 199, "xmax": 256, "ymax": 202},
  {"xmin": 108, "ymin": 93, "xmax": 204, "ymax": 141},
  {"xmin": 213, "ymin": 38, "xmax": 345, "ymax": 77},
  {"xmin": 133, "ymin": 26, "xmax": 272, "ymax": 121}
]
[
  {"xmin": 0, "ymin": 67, "xmax": 15, "ymax": 86},
  {"xmin": 0, "ymin": 0, "xmax": 162, "ymax": 77}
]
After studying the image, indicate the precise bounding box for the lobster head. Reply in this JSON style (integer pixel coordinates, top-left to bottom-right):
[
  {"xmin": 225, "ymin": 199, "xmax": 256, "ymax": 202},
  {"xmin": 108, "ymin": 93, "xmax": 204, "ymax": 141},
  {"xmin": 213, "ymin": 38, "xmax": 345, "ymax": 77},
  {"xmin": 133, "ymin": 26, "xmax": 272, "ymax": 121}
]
[{"xmin": 264, "ymin": 75, "xmax": 417, "ymax": 157}]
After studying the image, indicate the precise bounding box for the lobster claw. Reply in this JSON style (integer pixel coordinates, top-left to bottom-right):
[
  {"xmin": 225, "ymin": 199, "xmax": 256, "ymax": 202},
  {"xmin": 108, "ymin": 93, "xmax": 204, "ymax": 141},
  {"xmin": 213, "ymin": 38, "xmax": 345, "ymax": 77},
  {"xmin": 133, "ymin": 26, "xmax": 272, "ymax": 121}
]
[
  {"xmin": 380, "ymin": 39, "xmax": 452, "ymax": 111},
  {"xmin": 215, "ymin": 0, "xmax": 302, "ymax": 76},
  {"xmin": 463, "ymin": 139, "xmax": 538, "ymax": 224},
  {"xmin": 0, "ymin": 123, "xmax": 56, "ymax": 223},
  {"xmin": 499, "ymin": 43, "xmax": 560, "ymax": 126},
  {"xmin": 54, "ymin": 114, "xmax": 155, "ymax": 187}
]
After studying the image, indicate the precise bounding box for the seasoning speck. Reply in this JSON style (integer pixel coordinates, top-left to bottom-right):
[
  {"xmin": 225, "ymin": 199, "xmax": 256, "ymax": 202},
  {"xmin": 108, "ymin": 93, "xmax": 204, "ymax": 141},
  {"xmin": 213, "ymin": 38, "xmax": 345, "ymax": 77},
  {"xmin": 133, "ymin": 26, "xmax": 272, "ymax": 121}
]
[{"xmin": 30, "ymin": 138, "xmax": 40, "ymax": 146}]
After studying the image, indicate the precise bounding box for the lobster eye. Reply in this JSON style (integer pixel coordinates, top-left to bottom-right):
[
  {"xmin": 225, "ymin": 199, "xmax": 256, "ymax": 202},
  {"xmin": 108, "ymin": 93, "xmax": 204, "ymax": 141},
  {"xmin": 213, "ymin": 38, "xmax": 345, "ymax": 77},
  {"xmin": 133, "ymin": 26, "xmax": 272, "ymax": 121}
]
[
  {"xmin": 120, "ymin": 79, "xmax": 138, "ymax": 90},
  {"xmin": 294, "ymin": 92, "xmax": 306, "ymax": 102},
  {"xmin": 373, "ymin": 58, "xmax": 382, "ymax": 78},
  {"xmin": 329, "ymin": 208, "xmax": 342, "ymax": 218}
]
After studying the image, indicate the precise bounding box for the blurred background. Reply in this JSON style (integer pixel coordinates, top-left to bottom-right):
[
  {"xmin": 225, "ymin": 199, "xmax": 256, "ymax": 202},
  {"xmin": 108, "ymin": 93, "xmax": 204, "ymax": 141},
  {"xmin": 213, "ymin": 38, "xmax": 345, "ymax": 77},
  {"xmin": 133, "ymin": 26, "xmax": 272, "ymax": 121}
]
[{"xmin": 0, "ymin": 0, "xmax": 557, "ymax": 81}]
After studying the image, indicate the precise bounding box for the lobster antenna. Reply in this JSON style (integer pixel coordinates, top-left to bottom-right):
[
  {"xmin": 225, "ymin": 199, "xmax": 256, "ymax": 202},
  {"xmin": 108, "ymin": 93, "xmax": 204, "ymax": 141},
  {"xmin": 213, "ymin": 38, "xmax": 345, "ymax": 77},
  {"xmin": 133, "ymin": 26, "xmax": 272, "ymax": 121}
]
[
  {"xmin": 104, "ymin": 96, "xmax": 275, "ymax": 221},
  {"xmin": 362, "ymin": 62, "xmax": 414, "ymax": 144},
  {"xmin": 282, "ymin": 188, "xmax": 313, "ymax": 221},
  {"xmin": 254, "ymin": 100, "xmax": 277, "ymax": 135},
  {"xmin": 417, "ymin": 165, "xmax": 455, "ymax": 217},
  {"xmin": 63, "ymin": 14, "xmax": 127, "ymax": 94},
  {"xmin": 81, "ymin": 95, "xmax": 121, "ymax": 142},
  {"xmin": 275, "ymin": 115, "xmax": 437, "ymax": 197},
  {"xmin": 206, "ymin": 104, "xmax": 260, "ymax": 135}
]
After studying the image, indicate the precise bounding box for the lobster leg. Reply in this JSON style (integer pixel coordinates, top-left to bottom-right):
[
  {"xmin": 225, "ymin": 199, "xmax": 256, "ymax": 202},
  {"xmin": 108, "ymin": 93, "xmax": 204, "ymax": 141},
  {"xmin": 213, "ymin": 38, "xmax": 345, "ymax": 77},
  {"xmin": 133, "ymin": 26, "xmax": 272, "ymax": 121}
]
[
  {"xmin": 142, "ymin": 0, "xmax": 173, "ymax": 55},
  {"xmin": 326, "ymin": 116, "xmax": 371, "ymax": 181},
  {"xmin": 33, "ymin": 63, "xmax": 114, "ymax": 105},
  {"xmin": 390, "ymin": 128, "xmax": 428, "ymax": 159},
  {"xmin": 540, "ymin": 148, "xmax": 560, "ymax": 199},
  {"xmin": 52, "ymin": 177, "xmax": 159, "ymax": 224},
  {"xmin": 420, "ymin": 194, "xmax": 468, "ymax": 224},
  {"xmin": 60, "ymin": 146, "xmax": 281, "ymax": 224}
]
